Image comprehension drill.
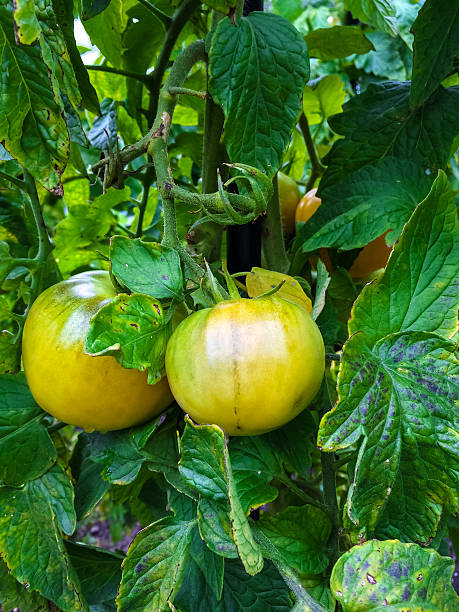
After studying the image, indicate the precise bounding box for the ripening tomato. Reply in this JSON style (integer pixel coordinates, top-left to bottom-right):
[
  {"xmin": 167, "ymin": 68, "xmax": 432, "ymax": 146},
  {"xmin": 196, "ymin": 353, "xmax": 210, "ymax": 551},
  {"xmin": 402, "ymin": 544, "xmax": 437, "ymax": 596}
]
[
  {"xmin": 349, "ymin": 231, "xmax": 393, "ymax": 278},
  {"xmin": 165, "ymin": 296, "xmax": 325, "ymax": 436},
  {"xmin": 295, "ymin": 188, "xmax": 322, "ymax": 225},
  {"xmin": 278, "ymin": 172, "xmax": 301, "ymax": 235},
  {"xmin": 22, "ymin": 271, "xmax": 173, "ymax": 432}
]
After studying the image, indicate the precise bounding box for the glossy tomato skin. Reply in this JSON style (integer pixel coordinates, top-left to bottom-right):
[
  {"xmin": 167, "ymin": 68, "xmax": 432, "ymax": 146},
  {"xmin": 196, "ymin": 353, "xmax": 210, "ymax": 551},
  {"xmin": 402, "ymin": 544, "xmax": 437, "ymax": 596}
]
[
  {"xmin": 22, "ymin": 271, "xmax": 173, "ymax": 432},
  {"xmin": 278, "ymin": 172, "xmax": 300, "ymax": 235},
  {"xmin": 165, "ymin": 297, "xmax": 325, "ymax": 436},
  {"xmin": 295, "ymin": 188, "xmax": 321, "ymax": 225}
]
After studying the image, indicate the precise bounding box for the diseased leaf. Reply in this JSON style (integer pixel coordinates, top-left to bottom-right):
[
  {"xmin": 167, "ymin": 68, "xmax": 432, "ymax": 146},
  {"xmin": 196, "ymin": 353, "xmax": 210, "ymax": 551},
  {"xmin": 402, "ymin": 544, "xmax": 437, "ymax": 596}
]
[
  {"xmin": 319, "ymin": 82, "xmax": 459, "ymax": 191},
  {"xmin": 296, "ymin": 158, "xmax": 433, "ymax": 252},
  {"xmin": 209, "ymin": 13, "xmax": 309, "ymax": 177},
  {"xmin": 318, "ymin": 174, "xmax": 459, "ymax": 543},
  {"xmin": 85, "ymin": 292, "xmax": 171, "ymax": 384},
  {"xmin": 410, "ymin": 0, "xmax": 459, "ymax": 108},
  {"xmin": 331, "ymin": 540, "xmax": 459, "ymax": 611},
  {"xmin": 0, "ymin": 2, "xmax": 69, "ymax": 194},
  {"xmin": 0, "ymin": 373, "xmax": 56, "ymax": 486},
  {"xmin": 0, "ymin": 331, "xmax": 21, "ymax": 375},
  {"xmin": 305, "ymin": 26, "xmax": 374, "ymax": 60},
  {"xmin": 12, "ymin": 0, "xmax": 81, "ymax": 108},
  {"xmin": 344, "ymin": 0, "xmax": 397, "ymax": 36},
  {"xmin": 0, "ymin": 465, "xmax": 86, "ymax": 611},
  {"xmin": 116, "ymin": 517, "xmax": 195, "ymax": 612},
  {"xmin": 110, "ymin": 236, "xmax": 184, "ymax": 301}
]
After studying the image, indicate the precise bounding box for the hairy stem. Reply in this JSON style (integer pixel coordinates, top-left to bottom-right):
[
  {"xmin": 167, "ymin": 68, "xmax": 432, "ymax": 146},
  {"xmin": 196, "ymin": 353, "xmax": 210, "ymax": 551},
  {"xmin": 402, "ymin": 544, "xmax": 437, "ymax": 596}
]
[
  {"xmin": 148, "ymin": 0, "xmax": 201, "ymax": 121},
  {"xmin": 135, "ymin": 167, "xmax": 155, "ymax": 237},
  {"xmin": 299, "ymin": 113, "xmax": 326, "ymax": 191},
  {"xmin": 261, "ymin": 174, "xmax": 290, "ymax": 272}
]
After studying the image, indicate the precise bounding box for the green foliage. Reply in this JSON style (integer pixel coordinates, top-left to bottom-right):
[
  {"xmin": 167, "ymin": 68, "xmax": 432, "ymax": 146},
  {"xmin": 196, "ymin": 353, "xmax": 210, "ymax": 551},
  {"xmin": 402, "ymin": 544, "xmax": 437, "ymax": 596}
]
[
  {"xmin": 209, "ymin": 13, "xmax": 309, "ymax": 176},
  {"xmin": 0, "ymin": 1, "xmax": 457, "ymax": 610}
]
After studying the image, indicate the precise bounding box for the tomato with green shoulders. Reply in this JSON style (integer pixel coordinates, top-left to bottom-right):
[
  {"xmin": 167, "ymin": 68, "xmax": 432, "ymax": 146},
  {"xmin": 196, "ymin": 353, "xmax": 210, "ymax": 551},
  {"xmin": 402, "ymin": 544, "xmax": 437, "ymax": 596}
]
[{"xmin": 22, "ymin": 270, "xmax": 173, "ymax": 432}]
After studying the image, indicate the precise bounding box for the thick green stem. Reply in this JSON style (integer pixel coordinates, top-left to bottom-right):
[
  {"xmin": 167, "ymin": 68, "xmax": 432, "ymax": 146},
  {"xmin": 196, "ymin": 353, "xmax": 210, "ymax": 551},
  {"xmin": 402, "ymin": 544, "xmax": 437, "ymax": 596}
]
[
  {"xmin": 261, "ymin": 174, "xmax": 290, "ymax": 273},
  {"xmin": 299, "ymin": 113, "xmax": 326, "ymax": 191},
  {"xmin": 0, "ymin": 170, "xmax": 25, "ymax": 189},
  {"xmin": 277, "ymin": 475, "xmax": 326, "ymax": 512},
  {"xmin": 148, "ymin": 0, "xmax": 201, "ymax": 121}
]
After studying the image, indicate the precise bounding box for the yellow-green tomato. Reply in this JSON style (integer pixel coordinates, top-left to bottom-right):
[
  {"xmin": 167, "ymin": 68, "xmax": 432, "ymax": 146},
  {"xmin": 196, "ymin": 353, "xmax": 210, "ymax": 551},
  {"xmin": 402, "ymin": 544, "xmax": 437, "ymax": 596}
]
[
  {"xmin": 22, "ymin": 271, "xmax": 173, "ymax": 432},
  {"xmin": 165, "ymin": 297, "xmax": 325, "ymax": 436}
]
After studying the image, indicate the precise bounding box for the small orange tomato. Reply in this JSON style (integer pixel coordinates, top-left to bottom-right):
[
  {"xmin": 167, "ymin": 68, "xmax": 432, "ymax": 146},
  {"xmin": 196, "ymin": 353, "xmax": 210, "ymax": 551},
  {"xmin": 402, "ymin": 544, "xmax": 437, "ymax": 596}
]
[
  {"xmin": 349, "ymin": 231, "xmax": 393, "ymax": 279},
  {"xmin": 295, "ymin": 188, "xmax": 322, "ymax": 225}
]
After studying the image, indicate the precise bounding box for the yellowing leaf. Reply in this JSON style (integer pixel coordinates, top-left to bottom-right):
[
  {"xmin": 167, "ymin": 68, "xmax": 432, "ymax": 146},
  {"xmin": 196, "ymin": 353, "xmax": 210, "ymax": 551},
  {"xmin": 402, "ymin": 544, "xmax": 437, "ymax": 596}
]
[{"xmin": 246, "ymin": 268, "xmax": 312, "ymax": 313}]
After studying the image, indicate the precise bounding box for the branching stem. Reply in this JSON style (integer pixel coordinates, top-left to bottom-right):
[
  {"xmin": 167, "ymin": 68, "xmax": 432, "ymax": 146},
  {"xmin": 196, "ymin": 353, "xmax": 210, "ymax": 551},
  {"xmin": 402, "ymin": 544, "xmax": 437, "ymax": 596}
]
[{"xmin": 299, "ymin": 113, "xmax": 326, "ymax": 191}]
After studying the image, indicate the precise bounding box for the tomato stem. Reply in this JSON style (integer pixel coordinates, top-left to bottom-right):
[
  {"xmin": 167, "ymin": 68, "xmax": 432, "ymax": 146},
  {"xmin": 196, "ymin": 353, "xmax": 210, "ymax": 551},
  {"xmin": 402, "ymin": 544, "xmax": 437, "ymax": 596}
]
[
  {"xmin": 261, "ymin": 173, "xmax": 290, "ymax": 273},
  {"xmin": 298, "ymin": 113, "xmax": 326, "ymax": 192}
]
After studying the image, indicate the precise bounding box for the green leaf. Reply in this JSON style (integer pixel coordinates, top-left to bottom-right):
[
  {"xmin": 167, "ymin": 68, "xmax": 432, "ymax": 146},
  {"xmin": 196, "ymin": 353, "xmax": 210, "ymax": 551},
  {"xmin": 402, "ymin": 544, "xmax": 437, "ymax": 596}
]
[
  {"xmin": 349, "ymin": 172, "xmax": 458, "ymax": 344},
  {"xmin": 331, "ymin": 540, "xmax": 459, "ymax": 611},
  {"xmin": 53, "ymin": 0, "xmax": 100, "ymax": 114},
  {"xmin": 229, "ymin": 411, "xmax": 316, "ymax": 515},
  {"xmin": 54, "ymin": 186, "xmax": 130, "ymax": 275},
  {"xmin": 123, "ymin": 4, "xmax": 164, "ymax": 75},
  {"xmin": 202, "ymin": 0, "xmax": 237, "ymax": 13},
  {"xmin": 0, "ymin": 2, "xmax": 69, "ymax": 194},
  {"xmin": 320, "ymin": 82, "xmax": 459, "ymax": 190},
  {"xmin": 410, "ymin": 0, "xmax": 459, "ymax": 108},
  {"xmin": 0, "ymin": 465, "xmax": 86, "ymax": 611},
  {"xmin": 209, "ymin": 13, "xmax": 309, "ymax": 177},
  {"xmin": 116, "ymin": 517, "xmax": 195, "ymax": 612},
  {"xmin": 88, "ymin": 97, "xmax": 117, "ymax": 150},
  {"xmin": 83, "ymin": 0, "xmax": 130, "ymax": 66},
  {"xmin": 85, "ymin": 292, "xmax": 170, "ymax": 384},
  {"xmin": 354, "ymin": 30, "xmax": 411, "ymax": 80},
  {"xmin": 316, "ymin": 269, "xmax": 357, "ymax": 349},
  {"xmin": 179, "ymin": 419, "xmax": 264, "ymax": 575},
  {"xmin": 83, "ymin": 410, "xmax": 173, "ymax": 485},
  {"xmin": 259, "ymin": 506, "xmax": 331, "ymax": 576},
  {"xmin": 66, "ymin": 541, "xmax": 123, "ymax": 606},
  {"xmin": 70, "ymin": 433, "xmax": 110, "ymax": 520},
  {"xmin": 344, "ymin": 0, "xmax": 397, "ymax": 36},
  {"xmin": 110, "ymin": 236, "xmax": 184, "ymax": 300},
  {"xmin": 303, "ymin": 75, "xmax": 346, "ymax": 126},
  {"xmin": 81, "ymin": 0, "xmax": 112, "ymax": 21},
  {"xmin": 0, "ymin": 373, "xmax": 57, "ymax": 486},
  {"xmin": 296, "ymin": 158, "xmax": 433, "ymax": 252},
  {"xmin": 318, "ymin": 174, "xmax": 459, "ymax": 543},
  {"xmin": 0, "ymin": 241, "xmax": 14, "ymax": 286},
  {"xmin": 0, "ymin": 555, "xmax": 51, "ymax": 612},
  {"xmin": 305, "ymin": 26, "xmax": 374, "ymax": 60}
]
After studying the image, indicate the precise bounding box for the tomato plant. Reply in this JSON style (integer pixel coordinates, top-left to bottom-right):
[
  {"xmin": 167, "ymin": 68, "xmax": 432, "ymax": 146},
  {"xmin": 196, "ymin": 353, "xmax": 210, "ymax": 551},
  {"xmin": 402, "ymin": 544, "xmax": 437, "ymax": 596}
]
[{"xmin": 0, "ymin": 1, "xmax": 458, "ymax": 611}]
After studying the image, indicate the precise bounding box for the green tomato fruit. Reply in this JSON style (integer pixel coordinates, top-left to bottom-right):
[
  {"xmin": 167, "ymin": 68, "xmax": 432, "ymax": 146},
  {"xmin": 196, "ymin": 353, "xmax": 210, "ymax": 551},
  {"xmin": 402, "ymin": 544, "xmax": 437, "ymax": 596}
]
[{"xmin": 165, "ymin": 296, "xmax": 325, "ymax": 436}]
